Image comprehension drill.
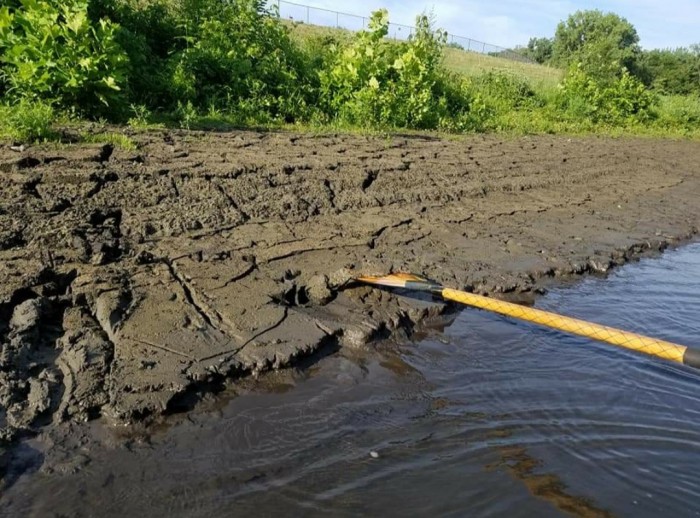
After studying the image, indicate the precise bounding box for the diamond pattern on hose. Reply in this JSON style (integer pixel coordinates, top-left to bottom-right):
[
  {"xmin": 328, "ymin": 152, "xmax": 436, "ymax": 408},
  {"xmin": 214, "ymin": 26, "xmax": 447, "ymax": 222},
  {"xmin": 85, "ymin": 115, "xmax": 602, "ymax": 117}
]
[{"xmin": 441, "ymin": 288, "xmax": 687, "ymax": 364}]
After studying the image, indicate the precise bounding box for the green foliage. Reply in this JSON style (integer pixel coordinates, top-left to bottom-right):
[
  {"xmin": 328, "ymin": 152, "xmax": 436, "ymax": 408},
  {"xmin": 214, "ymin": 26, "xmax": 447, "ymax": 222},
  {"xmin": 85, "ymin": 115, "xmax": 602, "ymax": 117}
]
[
  {"xmin": 87, "ymin": 0, "xmax": 315, "ymax": 121},
  {"xmin": 0, "ymin": 0, "xmax": 128, "ymax": 117},
  {"xmin": 552, "ymin": 10, "xmax": 641, "ymax": 83},
  {"xmin": 430, "ymin": 75, "xmax": 490, "ymax": 132},
  {"xmin": 319, "ymin": 10, "xmax": 471, "ymax": 129},
  {"xmin": 655, "ymin": 95, "xmax": 700, "ymax": 131},
  {"xmin": 469, "ymin": 72, "xmax": 537, "ymax": 109},
  {"xmin": 524, "ymin": 37, "xmax": 553, "ymax": 64},
  {"xmin": 175, "ymin": 100, "xmax": 197, "ymax": 129},
  {"xmin": 127, "ymin": 104, "xmax": 152, "ymax": 128},
  {"xmin": 166, "ymin": 0, "xmax": 312, "ymax": 121},
  {"xmin": 0, "ymin": 99, "xmax": 56, "ymax": 141},
  {"xmin": 88, "ymin": 0, "xmax": 182, "ymax": 109},
  {"xmin": 451, "ymin": 72, "xmax": 552, "ymax": 132},
  {"xmin": 0, "ymin": 2, "xmax": 696, "ymax": 140},
  {"xmin": 557, "ymin": 65, "xmax": 656, "ymax": 124},
  {"xmin": 80, "ymin": 130, "xmax": 137, "ymax": 149},
  {"xmin": 639, "ymin": 47, "xmax": 700, "ymax": 96}
]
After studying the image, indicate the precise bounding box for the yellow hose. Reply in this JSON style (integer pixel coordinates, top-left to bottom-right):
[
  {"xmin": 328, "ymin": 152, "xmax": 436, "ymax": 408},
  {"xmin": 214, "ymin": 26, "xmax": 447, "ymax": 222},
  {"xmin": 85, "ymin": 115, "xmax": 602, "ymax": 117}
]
[{"xmin": 441, "ymin": 288, "xmax": 689, "ymax": 364}]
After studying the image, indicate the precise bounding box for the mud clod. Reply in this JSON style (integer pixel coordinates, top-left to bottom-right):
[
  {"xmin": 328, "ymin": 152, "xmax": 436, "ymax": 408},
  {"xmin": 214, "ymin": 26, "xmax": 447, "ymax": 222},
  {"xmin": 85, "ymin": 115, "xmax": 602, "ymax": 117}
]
[
  {"xmin": 306, "ymin": 274, "xmax": 333, "ymax": 305},
  {"xmin": 94, "ymin": 144, "xmax": 114, "ymax": 163}
]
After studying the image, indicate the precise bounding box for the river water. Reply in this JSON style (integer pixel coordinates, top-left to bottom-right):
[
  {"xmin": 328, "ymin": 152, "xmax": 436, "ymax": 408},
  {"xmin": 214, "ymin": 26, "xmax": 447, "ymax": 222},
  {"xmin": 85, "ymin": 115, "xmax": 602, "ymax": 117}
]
[{"xmin": 3, "ymin": 244, "xmax": 700, "ymax": 517}]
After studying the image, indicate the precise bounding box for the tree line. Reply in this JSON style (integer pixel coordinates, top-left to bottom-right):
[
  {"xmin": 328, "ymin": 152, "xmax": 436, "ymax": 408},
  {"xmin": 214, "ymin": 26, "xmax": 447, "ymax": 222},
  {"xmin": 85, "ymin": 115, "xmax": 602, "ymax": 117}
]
[{"xmin": 518, "ymin": 10, "xmax": 700, "ymax": 96}]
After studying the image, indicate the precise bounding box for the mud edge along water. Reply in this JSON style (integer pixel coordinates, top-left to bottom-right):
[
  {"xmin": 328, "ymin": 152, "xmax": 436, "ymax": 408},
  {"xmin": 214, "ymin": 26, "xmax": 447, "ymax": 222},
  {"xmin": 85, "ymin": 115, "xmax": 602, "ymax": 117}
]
[
  {"xmin": 358, "ymin": 273, "xmax": 700, "ymax": 368},
  {"xmin": 1, "ymin": 131, "xmax": 699, "ymax": 444}
]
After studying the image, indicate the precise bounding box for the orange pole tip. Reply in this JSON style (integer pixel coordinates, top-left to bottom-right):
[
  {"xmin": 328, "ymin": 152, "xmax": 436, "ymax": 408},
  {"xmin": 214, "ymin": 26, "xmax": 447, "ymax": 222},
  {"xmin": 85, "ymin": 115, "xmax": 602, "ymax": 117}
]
[{"xmin": 356, "ymin": 272, "xmax": 431, "ymax": 288}]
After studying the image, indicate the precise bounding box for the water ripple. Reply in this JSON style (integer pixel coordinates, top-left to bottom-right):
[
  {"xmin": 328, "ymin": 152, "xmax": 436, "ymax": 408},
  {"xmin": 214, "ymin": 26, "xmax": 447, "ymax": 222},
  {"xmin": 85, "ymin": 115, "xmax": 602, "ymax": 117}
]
[{"xmin": 4, "ymin": 244, "xmax": 700, "ymax": 517}]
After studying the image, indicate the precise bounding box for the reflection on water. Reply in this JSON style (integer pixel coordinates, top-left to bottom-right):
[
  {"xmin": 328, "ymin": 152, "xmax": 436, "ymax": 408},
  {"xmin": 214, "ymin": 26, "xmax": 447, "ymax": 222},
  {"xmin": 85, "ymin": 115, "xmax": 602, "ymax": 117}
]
[
  {"xmin": 3, "ymin": 244, "xmax": 700, "ymax": 517},
  {"xmin": 488, "ymin": 445, "xmax": 613, "ymax": 518}
]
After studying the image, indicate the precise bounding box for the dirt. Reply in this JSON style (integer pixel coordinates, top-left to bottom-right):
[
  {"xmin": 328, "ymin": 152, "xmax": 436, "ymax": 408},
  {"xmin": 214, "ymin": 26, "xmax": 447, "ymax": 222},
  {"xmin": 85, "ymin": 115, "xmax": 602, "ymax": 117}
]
[{"xmin": 0, "ymin": 130, "xmax": 699, "ymax": 446}]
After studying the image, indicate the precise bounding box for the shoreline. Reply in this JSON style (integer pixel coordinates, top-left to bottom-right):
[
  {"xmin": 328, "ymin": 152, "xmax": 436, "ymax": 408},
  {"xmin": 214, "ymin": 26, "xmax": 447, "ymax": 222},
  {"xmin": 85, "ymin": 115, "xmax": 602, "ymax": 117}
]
[{"xmin": 1, "ymin": 130, "xmax": 699, "ymax": 447}]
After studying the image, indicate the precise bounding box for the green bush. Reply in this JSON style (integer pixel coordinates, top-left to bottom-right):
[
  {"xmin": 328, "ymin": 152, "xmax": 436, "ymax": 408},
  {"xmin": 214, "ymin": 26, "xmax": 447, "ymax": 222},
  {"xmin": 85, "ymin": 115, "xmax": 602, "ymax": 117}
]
[
  {"xmin": 0, "ymin": 99, "xmax": 56, "ymax": 141},
  {"xmin": 557, "ymin": 65, "xmax": 656, "ymax": 124},
  {"xmin": 639, "ymin": 48, "xmax": 700, "ymax": 96},
  {"xmin": 318, "ymin": 9, "xmax": 396, "ymax": 125},
  {"xmin": 164, "ymin": 0, "xmax": 312, "ymax": 122},
  {"xmin": 0, "ymin": 0, "xmax": 129, "ymax": 117},
  {"xmin": 472, "ymin": 72, "xmax": 536, "ymax": 106},
  {"xmin": 432, "ymin": 75, "xmax": 492, "ymax": 132},
  {"xmin": 552, "ymin": 10, "xmax": 641, "ymax": 84},
  {"xmin": 656, "ymin": 95, "xmax": 700, "ymax": 131},
  {"xmin": 319, "ymin": 10, "xmax": 471, "ymax": 130},
  {"xmin": 88, "ymin": 0, "xmax": 181, "ymax": 110}
]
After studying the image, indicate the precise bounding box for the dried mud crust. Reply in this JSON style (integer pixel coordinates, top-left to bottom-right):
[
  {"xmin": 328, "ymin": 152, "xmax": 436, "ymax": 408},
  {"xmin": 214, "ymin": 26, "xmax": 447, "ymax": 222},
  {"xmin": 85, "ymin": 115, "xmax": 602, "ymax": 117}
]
[{"xmin": 0, "ymin": 131, "xmax": 699, "ymax": 441}]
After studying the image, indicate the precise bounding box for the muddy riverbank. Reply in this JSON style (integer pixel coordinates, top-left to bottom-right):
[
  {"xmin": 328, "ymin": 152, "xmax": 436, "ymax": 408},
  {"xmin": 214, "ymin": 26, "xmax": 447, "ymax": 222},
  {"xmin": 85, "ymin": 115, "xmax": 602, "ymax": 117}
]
[{"xmin": 1, "ymin": 131, "xmax": 699, "ymax": 445}]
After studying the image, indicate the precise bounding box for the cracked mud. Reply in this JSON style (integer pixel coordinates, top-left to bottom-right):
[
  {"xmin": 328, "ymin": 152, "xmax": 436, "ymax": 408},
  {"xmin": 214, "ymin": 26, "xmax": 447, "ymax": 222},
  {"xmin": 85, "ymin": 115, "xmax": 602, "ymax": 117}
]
[{"xmin": 1, "ymin": 131, "xmax": 699, "ymax": 443}]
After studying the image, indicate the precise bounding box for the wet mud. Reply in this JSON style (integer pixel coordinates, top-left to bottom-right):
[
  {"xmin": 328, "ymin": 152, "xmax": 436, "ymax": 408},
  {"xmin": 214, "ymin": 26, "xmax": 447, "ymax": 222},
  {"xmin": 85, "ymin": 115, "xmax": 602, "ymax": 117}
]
[{"xmin": 1, "ymin": 131, "xmax": 699, "ymax": 445}]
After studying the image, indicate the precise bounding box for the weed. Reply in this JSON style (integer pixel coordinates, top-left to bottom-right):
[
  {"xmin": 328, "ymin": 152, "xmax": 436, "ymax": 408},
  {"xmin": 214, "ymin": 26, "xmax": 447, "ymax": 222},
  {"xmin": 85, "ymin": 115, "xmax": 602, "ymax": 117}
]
[
  {"xmin": 175, "ymin": 100, "xmax": 197, "ymax": 130},
  {"xmin": 0, "ymin": 99, "xmax": 57, "ymax": 142},
  {"xmin": 127, "ymin": 104, "xmax": 152, "ymax": 128},
  {"xmin": 80, "ymin": 131, "xmax": 137, "ymax": 150}
]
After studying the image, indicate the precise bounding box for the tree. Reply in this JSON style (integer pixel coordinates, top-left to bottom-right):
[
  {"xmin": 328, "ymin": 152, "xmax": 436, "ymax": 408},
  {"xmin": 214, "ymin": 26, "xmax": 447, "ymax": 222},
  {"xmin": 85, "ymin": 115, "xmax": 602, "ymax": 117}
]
[
  {"xmin": 638, "ymin": 47, "xmax": 700, "ymax": 95},
  {"xmin": 525, "ymin": 37, "xmax": 553, "ymax": 64},
  {"xmin": 692, "ymin": 44, "xmax": 700, "ymax": 92},
  {"xmin": 552, "ymin": 10, "xmax": 641, "ymax": 83}
]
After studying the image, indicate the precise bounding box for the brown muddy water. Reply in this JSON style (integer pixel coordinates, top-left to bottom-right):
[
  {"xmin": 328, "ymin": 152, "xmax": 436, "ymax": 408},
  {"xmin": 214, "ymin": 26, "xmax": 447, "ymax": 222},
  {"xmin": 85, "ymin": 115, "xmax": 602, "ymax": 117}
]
[{"xmin": 3, "ymin": 244, "xmax": 700, "ymax": 517}]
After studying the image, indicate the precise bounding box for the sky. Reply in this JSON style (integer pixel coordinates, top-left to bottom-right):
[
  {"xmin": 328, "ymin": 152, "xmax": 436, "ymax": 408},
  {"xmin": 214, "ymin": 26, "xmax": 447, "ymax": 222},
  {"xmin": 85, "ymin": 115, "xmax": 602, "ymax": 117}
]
[{"xmin": 281, "ymin": 0, "xmax": 700, "ymax": 50}]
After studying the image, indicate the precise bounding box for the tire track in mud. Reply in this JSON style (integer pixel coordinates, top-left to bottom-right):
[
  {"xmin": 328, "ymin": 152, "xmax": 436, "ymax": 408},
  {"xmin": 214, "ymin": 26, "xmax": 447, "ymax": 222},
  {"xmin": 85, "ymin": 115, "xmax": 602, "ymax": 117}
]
[{"xmin": 0, "ymin": 131, "xmax": 699, "ymax": 442}]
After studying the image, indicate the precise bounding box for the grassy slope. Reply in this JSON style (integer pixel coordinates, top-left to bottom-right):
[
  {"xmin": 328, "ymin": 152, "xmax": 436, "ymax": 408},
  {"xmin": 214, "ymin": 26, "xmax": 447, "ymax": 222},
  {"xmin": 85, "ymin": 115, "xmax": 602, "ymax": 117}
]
[
  {"xmin": 285, "ymin": 20, "xmax": 699, "ymax": 139},
  {"xmin": 443, "ymin": 47, "xmax": 562, "ymax": 87},
  {"xmin": 285, "ymin": 20, "xmax": 563, "ymax": 87}
]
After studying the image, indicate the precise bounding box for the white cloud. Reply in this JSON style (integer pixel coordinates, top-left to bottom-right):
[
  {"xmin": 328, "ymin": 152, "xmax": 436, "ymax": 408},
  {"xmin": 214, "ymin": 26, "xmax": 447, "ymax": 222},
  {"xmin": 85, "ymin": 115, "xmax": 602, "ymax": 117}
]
[{"xmin": 601, "ymin": 0, "xmax": 700, "ymax": 48}]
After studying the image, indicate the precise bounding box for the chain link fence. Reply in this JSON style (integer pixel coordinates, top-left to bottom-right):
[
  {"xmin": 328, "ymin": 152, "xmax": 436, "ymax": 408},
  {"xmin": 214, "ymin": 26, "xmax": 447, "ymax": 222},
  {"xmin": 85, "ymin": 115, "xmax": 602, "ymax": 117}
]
[{"xmin": 271, "ymin": 0, "xmax": 540, "ymax": 66}]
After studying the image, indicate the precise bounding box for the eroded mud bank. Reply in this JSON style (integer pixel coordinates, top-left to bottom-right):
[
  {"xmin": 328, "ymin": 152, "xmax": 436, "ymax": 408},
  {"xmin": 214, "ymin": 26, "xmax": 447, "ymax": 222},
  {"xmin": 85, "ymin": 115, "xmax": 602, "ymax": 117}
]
[{"xmin": 1, "ymin": 131, "xmax": 698, "ymax": 443}]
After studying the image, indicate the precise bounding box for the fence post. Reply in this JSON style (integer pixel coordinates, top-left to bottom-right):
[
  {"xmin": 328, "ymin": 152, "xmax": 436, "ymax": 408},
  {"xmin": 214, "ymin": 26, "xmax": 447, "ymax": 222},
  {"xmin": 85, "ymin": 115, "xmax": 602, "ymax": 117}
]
[
  {"xmin": 306, "ymin": 5, "xmax": 309, "ymax": 24},
  {"xmin": 336, "ymin": 12, "xmax": 339, "ymax": 27}
]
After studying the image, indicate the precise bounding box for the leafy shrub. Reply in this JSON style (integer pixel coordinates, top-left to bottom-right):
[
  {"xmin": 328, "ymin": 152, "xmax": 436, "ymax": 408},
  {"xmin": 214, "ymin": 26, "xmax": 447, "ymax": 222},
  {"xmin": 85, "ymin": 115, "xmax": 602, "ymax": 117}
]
[
  {"xmin": 175, "ymin": 100, "xmax": 197, "ymax": 129},
  {"xmin": 0, "ymin": 99, "xmax": 56, "ymax": 142},
  {"xmin": 1, "ymin": 2, "xmax": 694, "ymax": 138},
  {"xmin": 320, "ymin": 10, "xmax": 467, "ymax": 129},
  {"xmin": 318, "ymin": 9, "xmax": 390, "ymax": 124},
  {"xmin": 0, "ymin": 0, "xmax": 128, "ymax": 117},
  {"xmin": 469, "ymin": 72, "xmax": 538, "ymax": 110},
  {"xmin": 165, "ymin": 0, "xmax": 312, "ymax": 122},
  {"xmin": 557, "ymin": 65, "xmax": 656, "ymax": 123},
  {"xmin": 433, "ymin": 75, "xmax": 491, "ymax": 132},
  {"xmin": 88, "ymin": 0, "xmax": 181, "ymax": 110},
  {"xmin": 655, "ymin": 95, "xmax": 700, "ymax": 130}
]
